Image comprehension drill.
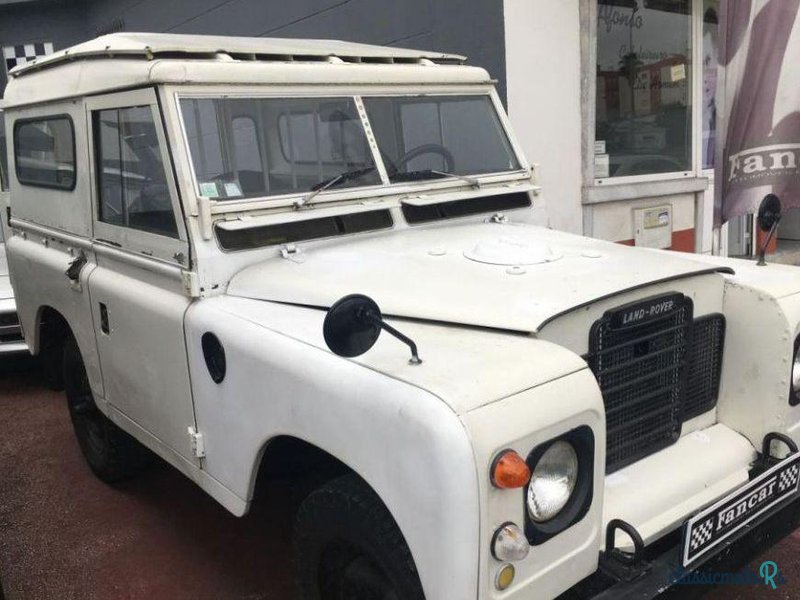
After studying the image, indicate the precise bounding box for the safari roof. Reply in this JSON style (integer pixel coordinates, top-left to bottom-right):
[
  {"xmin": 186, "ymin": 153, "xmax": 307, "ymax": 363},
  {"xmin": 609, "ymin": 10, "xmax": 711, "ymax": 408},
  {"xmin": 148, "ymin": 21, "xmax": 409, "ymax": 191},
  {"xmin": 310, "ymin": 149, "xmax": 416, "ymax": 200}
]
[{"xmin": 2, "ymin": 33, "xmax": 489, "ymax": 108}]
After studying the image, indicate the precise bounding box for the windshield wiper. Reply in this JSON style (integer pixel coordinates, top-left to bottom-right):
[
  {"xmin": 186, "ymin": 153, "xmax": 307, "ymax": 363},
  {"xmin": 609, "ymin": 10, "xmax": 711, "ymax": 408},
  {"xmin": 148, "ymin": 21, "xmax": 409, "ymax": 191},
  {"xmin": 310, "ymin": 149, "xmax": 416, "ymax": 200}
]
[
  {"xmin": 294, "ymin": 167, "xmax": 376, "ymax": 209},
  {"xmin": 389, "ymin": 169, "xmax": 482, "ymax": 188},
  {"xmin": 294, "ymin": 167, "xmax": 482, "ymax": 209}
]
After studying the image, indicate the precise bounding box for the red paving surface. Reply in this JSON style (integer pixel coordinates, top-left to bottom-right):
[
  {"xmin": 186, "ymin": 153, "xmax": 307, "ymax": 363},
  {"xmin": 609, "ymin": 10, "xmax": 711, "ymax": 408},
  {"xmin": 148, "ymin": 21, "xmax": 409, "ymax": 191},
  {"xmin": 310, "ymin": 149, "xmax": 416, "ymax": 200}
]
[
  {"xmin": 0, "ymin": 358, "xmax": 297, "ymax": 600},
  {"xmin": 0, "ymin": 358, "xmax": 799, "ymax": 600}
]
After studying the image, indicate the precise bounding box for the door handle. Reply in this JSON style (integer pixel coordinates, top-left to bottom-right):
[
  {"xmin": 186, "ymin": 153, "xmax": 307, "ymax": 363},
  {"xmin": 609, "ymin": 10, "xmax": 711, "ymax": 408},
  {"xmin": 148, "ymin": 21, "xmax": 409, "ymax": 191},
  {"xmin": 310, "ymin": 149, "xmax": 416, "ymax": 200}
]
[{"xmin": 65, "ymin": 252, "xmax": 88, "ymax": 282}]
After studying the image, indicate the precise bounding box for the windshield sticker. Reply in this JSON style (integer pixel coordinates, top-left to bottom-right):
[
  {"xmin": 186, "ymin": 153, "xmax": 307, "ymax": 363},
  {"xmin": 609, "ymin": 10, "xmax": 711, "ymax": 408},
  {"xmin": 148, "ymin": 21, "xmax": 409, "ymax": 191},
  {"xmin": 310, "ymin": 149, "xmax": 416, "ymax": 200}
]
[
  {"xmin": 594, "ymin": 140, "xmax": 606, "ymax": 155},
  {"xmin": 223, "ymin": 182, "xmax": 243, "ymax": 198},
  {"xmin": 595, "ymin": 154, "xmax": 610, "ymax": 179},
  {"xmin": 199, "ymin": 182, "xmax": 219, "ymax": 198}
]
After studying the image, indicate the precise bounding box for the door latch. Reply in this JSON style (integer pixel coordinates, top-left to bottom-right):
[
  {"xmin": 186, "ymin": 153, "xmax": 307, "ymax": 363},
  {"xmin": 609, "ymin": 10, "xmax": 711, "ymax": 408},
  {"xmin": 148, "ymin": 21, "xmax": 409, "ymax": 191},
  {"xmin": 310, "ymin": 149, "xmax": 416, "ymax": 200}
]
[{"xmin": 65, "ymin": 251, "xmax": 88, "ymax": 282}]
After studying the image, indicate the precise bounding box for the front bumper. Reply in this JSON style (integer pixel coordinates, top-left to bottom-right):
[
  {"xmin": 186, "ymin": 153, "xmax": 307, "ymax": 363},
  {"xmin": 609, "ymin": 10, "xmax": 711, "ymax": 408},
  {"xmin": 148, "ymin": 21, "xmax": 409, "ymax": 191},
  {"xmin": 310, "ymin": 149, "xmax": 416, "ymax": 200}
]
[
  {"xmin": 562, "ymin": 444, "xmax": 800, "ymax": 599},
  {"xmin": 570, "ymin": 498, "xmax": 800, "ymax": 599}
]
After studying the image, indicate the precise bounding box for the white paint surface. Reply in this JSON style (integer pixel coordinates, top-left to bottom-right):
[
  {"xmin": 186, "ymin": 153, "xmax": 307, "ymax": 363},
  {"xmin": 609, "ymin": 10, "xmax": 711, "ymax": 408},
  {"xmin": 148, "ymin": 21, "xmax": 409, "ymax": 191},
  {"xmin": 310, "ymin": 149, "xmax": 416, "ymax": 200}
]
[{"xmin": 503, "ymin": 0, "xmax": 584, "ymax": 234}]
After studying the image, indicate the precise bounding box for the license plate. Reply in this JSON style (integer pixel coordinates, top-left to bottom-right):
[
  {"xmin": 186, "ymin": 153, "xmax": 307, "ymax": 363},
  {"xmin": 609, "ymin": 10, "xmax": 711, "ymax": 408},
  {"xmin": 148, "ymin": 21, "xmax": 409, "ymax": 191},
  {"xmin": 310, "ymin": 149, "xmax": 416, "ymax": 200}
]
[{"xmin": 682, "ymin": 453, "xmax": 800, "ymax": 566}]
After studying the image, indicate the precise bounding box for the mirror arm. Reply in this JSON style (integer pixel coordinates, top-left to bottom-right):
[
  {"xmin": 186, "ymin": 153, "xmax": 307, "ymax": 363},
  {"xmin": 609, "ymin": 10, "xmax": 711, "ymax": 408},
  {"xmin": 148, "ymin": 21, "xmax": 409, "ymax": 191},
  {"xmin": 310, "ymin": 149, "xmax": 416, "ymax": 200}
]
[
  {"xmin": 363, "ymin": 311, "xmax": 423, "ymax": 365},
  {"xmin": 757, "ymin": 216, "xmax": 781, "ymax": 267}
]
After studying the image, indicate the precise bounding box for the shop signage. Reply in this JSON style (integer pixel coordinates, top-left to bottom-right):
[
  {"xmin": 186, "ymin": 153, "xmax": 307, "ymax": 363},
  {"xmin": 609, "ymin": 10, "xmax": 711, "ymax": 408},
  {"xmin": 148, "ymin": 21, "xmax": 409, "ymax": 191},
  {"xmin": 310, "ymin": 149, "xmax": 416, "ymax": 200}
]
[{"xmin": 716, "ymin": 0, "xmax": 800, "ymax": 224}]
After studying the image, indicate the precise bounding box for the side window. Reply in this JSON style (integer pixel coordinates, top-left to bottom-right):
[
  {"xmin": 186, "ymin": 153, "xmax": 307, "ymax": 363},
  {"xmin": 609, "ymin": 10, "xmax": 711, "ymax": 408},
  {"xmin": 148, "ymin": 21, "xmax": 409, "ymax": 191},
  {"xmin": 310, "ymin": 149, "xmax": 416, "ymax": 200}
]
[
  {"xmin": 14, "ymin": 116, "xmax": 75, "ymax": 190},
  {"xmin": 94, "ymin": 106, "xmax": 178, "ymax": 237}
]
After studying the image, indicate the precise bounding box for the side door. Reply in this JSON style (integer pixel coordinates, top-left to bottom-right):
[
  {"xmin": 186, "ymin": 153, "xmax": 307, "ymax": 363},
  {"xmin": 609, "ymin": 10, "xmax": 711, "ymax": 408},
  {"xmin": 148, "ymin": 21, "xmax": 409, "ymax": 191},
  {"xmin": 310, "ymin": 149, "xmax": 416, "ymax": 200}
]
[{"xmin": 85, "ymin": 88, "xmax": 198, "ymax": 466}]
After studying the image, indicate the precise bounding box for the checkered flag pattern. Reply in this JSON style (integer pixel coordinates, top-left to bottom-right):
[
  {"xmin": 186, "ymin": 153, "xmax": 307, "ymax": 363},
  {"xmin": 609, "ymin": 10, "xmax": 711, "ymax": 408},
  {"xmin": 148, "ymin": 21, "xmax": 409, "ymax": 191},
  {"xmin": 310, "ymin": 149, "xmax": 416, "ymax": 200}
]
[
  {"xmin": 779, "ymin": 463, "xmax": 799, "ymax": 492},
  {"xmin": 689, "ymin": 517, "xmax": 715, "ymax": 551},
  {"xmin": 3, "ymin": 42, "xmax": 54, "ymax": 75}
]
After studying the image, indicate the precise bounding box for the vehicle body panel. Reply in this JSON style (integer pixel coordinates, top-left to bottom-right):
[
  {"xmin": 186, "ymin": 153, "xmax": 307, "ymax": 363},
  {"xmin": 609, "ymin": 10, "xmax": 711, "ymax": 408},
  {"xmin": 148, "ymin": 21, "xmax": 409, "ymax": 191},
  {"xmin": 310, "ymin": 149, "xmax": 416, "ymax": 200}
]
[
  {"xmin": 4, "ymin": 231, "xmax": 103, "ymax": 390},
  {"xmin": 227, "ymin": 222, "xmax": 731, "ymax": 333},
  {"xmin": 88, "ymin": 262, "xmax": 197, "ymax": 462},
  {"xmin": 184, "ymin": 296, "xmax": 481, "ymax": 600},
  {"xmin": 461, "ymin": 371, "xmax": 606, "ymax": 599}
]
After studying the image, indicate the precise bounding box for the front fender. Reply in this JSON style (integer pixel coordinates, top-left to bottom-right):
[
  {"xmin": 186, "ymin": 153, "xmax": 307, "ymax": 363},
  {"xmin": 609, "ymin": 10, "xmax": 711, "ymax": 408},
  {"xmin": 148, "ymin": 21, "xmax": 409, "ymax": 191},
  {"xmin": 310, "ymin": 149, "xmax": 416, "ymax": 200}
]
[
  {"xmin": 185, "ymin": 296, "xmax": 481, "ymax": 600},
  {"xmin": 687, "ymin": 253, "xmax": 800, "ymax": 453}
]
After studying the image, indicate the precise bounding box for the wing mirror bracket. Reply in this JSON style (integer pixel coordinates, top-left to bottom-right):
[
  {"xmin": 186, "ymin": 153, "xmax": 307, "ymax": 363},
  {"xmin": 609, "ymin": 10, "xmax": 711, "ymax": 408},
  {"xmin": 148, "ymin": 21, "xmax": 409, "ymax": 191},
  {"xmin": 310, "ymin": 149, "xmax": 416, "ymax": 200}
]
[
  {"xmin": 323, "ymin": 294, "xmax": 422, "ymax": 365},
  {"xmin": 756, "ymin": 194, "xmax": 782, "ymax": 267}
]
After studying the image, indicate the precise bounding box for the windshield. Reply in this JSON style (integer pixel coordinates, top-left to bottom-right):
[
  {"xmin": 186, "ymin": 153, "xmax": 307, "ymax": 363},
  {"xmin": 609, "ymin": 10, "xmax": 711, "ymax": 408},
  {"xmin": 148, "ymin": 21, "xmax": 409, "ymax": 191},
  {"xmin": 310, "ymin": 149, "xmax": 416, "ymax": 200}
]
[
  {"xmin": 179, "ymin": 94, "xmax": 520, "ymax": 201},
  {"xmin": 363, "ymin": 95, "xmax": 520, "ymax": 181},
  {"xmin": 180, "ymin": 97, "xmax": 380, "ymax": 201}
]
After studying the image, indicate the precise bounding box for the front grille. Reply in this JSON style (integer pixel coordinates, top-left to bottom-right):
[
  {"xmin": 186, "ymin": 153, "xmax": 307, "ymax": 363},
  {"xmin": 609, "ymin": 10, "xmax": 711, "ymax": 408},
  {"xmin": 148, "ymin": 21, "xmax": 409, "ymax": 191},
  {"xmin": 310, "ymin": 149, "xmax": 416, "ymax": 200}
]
[
  {"xmin": 588, "ymin": 294, "xmax": 694, "ymax": 473},
  {"xmin": 588, "ymin": 297, "xmax": 727, "ymax": 473},
  {"xmin": 684, "ymin": 315, "xmax": 726, "ymax": 420}
]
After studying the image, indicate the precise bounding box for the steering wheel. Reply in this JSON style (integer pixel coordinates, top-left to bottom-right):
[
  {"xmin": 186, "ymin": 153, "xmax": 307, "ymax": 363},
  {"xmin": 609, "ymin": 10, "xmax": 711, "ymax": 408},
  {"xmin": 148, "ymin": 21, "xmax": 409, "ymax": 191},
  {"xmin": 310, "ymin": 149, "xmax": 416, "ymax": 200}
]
[{"xmin": 395, "ymin": 143, "xmax": 456, "ymax": 173}]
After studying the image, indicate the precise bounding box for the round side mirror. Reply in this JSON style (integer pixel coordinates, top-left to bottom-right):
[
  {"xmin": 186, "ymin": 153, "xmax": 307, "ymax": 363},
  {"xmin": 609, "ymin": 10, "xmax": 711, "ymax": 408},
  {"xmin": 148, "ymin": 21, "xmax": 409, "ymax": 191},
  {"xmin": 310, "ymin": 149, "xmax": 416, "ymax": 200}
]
[
  {"xmin": 757, "ymin": 194, "xmax": 782, "ymax": 233},
  {"xmin": 323, "ymin": 294, "xmax": 382, "ymax": 357}
]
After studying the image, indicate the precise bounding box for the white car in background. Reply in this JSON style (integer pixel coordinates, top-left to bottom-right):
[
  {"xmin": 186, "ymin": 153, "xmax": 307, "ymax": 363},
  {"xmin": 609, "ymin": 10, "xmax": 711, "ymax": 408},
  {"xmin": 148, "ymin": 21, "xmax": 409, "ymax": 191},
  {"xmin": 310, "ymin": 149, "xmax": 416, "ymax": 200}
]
[
  {"xmin": 0, "ymin": 108, "xmax": 27, "ymax": 356},
  {"xmin": 0, "ymin": 244, "xmax": 26, "ymax": 355}
]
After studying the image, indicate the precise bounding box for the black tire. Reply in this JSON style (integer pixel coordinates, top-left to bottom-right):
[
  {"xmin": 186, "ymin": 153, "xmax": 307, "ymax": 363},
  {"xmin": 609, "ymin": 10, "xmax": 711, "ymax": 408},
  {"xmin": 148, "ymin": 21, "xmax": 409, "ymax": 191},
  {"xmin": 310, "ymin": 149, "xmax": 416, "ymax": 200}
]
[
  {"xmin": 63, "ymin": 335, "xmax": 150, "ymax": 483},
  {"xmin": 39, "ymin": 336, "xmax": 64, "ymax": 391},
  {"xmin": 294, "ymin": 474, "xmax": 426, "ymax": 600}
]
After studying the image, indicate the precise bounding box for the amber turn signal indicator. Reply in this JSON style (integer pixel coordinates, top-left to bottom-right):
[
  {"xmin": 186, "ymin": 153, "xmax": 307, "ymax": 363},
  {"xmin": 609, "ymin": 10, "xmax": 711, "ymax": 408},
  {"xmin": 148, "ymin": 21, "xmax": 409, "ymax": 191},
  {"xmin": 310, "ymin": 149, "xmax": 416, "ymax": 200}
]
[{"xmin": 491, "ymin": 449, "xmax": 531, "ymax": 489}]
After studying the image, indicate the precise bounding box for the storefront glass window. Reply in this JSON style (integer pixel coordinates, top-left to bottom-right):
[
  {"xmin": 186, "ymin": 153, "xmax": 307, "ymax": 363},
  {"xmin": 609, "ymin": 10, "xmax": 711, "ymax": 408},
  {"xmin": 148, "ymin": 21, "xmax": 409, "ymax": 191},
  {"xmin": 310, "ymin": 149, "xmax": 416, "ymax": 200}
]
[
  {"xmin": 595, "ymin": 0, "xmax": 693, "ymax": 179},
  {"xmin": 702, "ymin": 0, "xmax": 719, "ymax": 170}
]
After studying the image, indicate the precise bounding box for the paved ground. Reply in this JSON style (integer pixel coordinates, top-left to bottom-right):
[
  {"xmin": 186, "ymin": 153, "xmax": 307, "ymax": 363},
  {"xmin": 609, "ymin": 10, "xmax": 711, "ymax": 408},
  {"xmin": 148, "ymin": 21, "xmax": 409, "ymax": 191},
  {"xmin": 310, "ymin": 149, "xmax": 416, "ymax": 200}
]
[
  {"xmin": 0, "ymin": 358, "xmax": 798, "ymax": 600},
  {"xmin": 0, "ymin": 357, "xmax": 297, "ymax": 600}
]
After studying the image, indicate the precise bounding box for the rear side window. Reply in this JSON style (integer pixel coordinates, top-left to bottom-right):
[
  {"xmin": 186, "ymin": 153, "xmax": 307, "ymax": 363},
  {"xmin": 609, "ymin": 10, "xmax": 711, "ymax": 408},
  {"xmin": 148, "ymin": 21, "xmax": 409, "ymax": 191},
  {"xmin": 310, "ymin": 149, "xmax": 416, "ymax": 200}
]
[
  {"xmin": 14, "ymin": 116, "xmax": 75, "ymax": 190},
  {"xmin": 93, "ymin": 106, "xmax": 178, "ymax": 237}
]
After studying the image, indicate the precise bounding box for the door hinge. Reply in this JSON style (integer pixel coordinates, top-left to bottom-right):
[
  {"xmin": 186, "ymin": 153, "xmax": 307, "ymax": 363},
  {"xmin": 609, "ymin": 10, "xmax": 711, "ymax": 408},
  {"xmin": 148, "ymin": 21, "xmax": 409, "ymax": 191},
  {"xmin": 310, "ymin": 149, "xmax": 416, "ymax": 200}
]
[
  {"xmin": 188, "ymin": 426, "xmax": 206, "ymax": 458},
  {"xmin": 181, "ymin": 270, "xmax": 201, "ymax": 298}
]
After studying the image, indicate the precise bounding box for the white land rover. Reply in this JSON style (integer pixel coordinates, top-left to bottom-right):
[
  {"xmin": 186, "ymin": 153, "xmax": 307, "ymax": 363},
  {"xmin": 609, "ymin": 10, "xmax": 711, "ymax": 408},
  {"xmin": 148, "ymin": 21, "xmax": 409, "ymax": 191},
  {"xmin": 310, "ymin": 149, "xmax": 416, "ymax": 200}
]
[{"xmin": 4, "ymin": 33, "xmax": 800, "ymax": 599}]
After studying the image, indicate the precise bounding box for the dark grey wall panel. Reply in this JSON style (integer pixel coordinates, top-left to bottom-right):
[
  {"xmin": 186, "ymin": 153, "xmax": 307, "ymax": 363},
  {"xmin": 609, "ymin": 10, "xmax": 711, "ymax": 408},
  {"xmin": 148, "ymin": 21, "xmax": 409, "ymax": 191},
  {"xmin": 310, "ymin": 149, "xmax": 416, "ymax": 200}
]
[
  {"xmin": 87, "ymin": 0, "xmax": 508, "ymax": 97},
  {"xmin": 0, "ymin": 1, "xmax": 86, "ymax": 96},
  {"xmin": 2, "ymin": 0, "xmax": 506, "ymax": 101},
  {"xmin": 87, "ymin": 0, "xmax": 229, "ymax": 36}
]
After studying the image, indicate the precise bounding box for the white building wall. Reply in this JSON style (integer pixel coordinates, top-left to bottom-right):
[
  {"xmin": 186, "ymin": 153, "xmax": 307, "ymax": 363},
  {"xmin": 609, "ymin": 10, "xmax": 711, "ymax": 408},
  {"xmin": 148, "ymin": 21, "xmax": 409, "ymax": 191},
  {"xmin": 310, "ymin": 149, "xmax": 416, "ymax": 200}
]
[{"xmin": 503, "ymin": 0, "xmax": 584, "ymax": 235}]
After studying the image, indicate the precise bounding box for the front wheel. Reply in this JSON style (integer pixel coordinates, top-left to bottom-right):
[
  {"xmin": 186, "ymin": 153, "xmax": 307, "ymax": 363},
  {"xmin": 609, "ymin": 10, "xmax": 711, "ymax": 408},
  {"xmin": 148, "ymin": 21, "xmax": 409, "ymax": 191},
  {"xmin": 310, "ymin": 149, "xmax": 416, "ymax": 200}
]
[
  {"xmin": 293, "ymin": 474, "xmax": 426, "ymax": 600},
  {"xmin": 63, "ymin": 335, "xmax": 150, "ymax": 483}
]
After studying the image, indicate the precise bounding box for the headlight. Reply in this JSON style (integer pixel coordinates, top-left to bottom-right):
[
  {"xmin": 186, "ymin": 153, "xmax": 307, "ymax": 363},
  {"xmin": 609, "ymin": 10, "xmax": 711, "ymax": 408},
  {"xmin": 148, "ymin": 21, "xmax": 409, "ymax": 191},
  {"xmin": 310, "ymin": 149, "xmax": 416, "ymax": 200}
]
[
  {"xmin": 526, "ymin": 440, "xmax": 579, "ymax": 522},
  {"xmin": 524, "ymin": 427, "xmax": 594, "ymax": 546}
]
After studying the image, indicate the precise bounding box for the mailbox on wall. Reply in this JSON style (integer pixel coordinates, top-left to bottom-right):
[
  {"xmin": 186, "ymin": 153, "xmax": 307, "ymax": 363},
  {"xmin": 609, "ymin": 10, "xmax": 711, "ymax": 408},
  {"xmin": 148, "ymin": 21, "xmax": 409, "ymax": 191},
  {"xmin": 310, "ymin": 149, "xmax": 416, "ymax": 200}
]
[{"xmin": 634, "ymin": 205, "xmax": 673, "ymax": 249}]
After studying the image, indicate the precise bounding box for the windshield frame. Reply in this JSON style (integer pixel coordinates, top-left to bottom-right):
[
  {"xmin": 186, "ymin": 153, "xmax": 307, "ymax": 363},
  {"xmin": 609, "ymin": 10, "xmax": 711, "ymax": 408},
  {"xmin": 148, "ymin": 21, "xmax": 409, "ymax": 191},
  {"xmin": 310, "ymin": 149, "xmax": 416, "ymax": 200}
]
[{"xmin": 172, "ymin": 86, "xmax": 529, "ymax": 214}]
